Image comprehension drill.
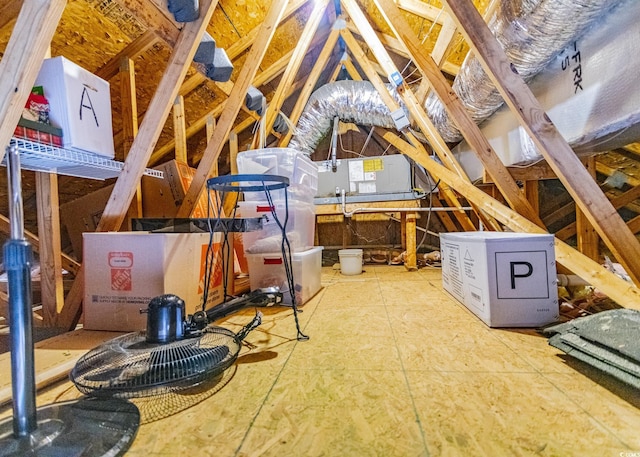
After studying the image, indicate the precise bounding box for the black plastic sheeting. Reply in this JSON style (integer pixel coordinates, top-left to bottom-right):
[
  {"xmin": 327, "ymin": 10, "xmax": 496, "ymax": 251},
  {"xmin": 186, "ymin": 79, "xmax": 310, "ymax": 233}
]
[{"xmin": 544, "ymin": 309, "xmax": 640, "ymax": 389}]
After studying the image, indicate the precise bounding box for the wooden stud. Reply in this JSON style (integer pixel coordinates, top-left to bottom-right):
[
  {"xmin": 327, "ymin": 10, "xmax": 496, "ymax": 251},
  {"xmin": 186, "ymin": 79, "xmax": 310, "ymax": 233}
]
[
  {"xmin": 206, "ymin": 114, "xmax": 218, "ymax": 176},
  {"xmin": 120, "ymin": 56, "xmax": 142, "ymax": 220},
  {"xmin": 443, "ymin": 0, "xmax": 640, "ymax": 284},
  {"xmin": 404, "ymin": 212, "xmax": 418, "ymax": 271},
  {"xmin": 576, "ymin": 157, "xmax": 600, "ymax": 261},
  {"xmin": 35, "ymin": 172, "xmax": 64, "ymax": 326},
  {"xmin": 96, "ymin": 30, "xmax": 157, "ymax": 80},
  {"xmin": 173, "ymin": 95, "xmax": 188, "ymax": 163},
  {"xmin": 523, "ymin": 180, "xmax": 539, "ymax": 216}
]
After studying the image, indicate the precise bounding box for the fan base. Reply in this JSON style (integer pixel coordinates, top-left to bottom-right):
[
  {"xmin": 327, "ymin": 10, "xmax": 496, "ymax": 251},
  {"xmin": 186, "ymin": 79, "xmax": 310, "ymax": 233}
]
[{"xmin": 0, "ymin": 397, "xmax": 139, "ymax": 457}]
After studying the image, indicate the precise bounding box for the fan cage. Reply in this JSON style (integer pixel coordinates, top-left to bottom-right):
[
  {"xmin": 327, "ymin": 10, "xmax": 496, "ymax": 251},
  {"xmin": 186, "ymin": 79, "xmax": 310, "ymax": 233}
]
[{"xmin": 71, "ymin": 327, "xmax": 241, "ymax": 399}]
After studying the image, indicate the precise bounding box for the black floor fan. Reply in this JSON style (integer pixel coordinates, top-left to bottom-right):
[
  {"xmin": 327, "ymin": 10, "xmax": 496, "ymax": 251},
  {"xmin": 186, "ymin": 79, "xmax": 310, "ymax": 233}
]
[{"xmin": 0, "ymin": 144, "xmax": 140, "ymax": 456}]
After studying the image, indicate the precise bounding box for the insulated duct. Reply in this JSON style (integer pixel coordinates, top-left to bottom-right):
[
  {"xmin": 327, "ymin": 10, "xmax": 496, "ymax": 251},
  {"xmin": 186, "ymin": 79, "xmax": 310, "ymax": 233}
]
[
  {"xmin": 290, "ymin": 0, "xmax": 620, "ymax": 155},
  {"xmin": 289, "ymin": 80, "xmax": 403, "ymax": 156}
]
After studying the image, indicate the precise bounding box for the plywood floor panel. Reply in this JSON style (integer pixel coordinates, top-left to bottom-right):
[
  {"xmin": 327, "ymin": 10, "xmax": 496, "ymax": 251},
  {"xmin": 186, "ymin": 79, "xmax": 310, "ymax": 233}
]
[{"xmin": 1, "ymin": 265, "xmax": 638, "ymax": 456}]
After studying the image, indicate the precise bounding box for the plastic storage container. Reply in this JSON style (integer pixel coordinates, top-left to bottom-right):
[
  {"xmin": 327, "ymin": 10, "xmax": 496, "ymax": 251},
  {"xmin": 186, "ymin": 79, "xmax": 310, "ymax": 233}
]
[
  {"xmin": 246, "ymin": 246, "xmax": 323, "ymax": 305},
  {"xmin": 236, "ymin": 148, "xmax": 318, "ymax": 202},
  {"xmin": 236, "ymin": 200, "xmax": 316, "ymax": 253}
]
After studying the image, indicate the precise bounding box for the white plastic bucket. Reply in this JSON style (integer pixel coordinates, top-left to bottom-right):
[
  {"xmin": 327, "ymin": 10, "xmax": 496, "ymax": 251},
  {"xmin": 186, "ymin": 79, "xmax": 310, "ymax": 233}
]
[{"xmin": 338, "ymin": 249, "xmax": 363, "ymax": 275}]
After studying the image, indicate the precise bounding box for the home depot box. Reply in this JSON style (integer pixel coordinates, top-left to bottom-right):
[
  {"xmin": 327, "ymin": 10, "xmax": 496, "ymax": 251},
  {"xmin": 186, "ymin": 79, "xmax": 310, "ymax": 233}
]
[
  {"xmin": 83, "ymin": 232, "xmax": 233, "ymax": 331},
  {"xmin": 141, "ymin": 160, "xmax": 214, "ymax": 218},
  {"xmin": 440, "ymin": 232, "xmax": 558, "ymax": 327},
  {"xmin": 34, "ymin": 56, "xmax": 115, "ymax": 158}
]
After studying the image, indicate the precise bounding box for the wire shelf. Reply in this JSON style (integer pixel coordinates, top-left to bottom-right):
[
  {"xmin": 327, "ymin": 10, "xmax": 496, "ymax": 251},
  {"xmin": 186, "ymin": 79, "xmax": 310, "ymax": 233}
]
[{"xmin": 4, "ymin": 137, "xmax": 164, "ymax": 181}]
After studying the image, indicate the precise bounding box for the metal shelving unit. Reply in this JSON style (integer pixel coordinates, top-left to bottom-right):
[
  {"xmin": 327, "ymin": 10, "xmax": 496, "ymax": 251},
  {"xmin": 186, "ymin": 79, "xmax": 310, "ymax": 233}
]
[{"xmin": 4, "ymin": 137, "xmax": 164, "ymax": 180}]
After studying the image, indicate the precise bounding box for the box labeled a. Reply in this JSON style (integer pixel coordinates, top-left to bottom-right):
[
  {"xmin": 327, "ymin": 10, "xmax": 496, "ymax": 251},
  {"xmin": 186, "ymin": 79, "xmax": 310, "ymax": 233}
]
[
  {"xmin": 35, "ymin": 56, "xmax": 115, "ymax": 158},
  {"xmin": 441, "ymin": 231, "xmax": 559, "ymax": 327}
]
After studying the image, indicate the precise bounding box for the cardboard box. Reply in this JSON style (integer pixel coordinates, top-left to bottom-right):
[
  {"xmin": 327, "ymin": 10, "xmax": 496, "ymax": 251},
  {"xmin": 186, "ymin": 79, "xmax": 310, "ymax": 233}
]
[
  {"xmin": 60, "ymin": 184, "xmax": 114, "ymax": 259},
  {"xmin": 83, "ymin": 232, "xmax": 234, "ymax": 331},
  {"xmin": 34, "ymin": 56, "xmax": 115, "ymax": 158},
  {"xmin": 440, "ymin": 232, "xmax": 559, "ymax": 327},
  {"xmin": 141, "ymin": 160, "xmax": 214, "ymax": 219}
]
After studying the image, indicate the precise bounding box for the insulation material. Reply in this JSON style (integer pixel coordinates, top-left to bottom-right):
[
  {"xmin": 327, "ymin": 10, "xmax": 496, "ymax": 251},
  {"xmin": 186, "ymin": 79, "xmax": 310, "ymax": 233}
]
[
  {"xmin": 426, "ymin": 0, "xmax": 621, "ymax": 143},
  {"xmin": 167, "ymin": 0, "xmax": 199, "ymax": 23},
  {"xmin": 193, "ymin": 32, "xmax": 216, "ymax": 65},
  {"xmin": 453, "ymin": 0, "xmax": 640, "ymax": 181},
  {"xmin": 205, "ymin": 47, "xmax": 233, "ymax": 82}
]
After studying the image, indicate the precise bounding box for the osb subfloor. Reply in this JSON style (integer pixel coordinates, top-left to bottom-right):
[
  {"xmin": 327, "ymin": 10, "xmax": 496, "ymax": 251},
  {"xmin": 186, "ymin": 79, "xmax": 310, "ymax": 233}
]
[{"xmin": 2, "ymin": 265, "xmax": 640, "ymax": 456}]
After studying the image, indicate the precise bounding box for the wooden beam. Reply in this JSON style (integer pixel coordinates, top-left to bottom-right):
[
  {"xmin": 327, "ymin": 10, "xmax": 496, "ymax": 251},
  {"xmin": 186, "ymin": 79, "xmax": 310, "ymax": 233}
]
[
  {"xmin": 173, "ymin": 95, "xmax": 188, "ymax": 163},
  {"xmin": 279, "ymin": 26, "xmax": 341, "ymax": 147},
  {"xmin": 35, "ymin": 173, "xmax": 64, "ymax": 326},
  {"xmin": 57, "ymin": 0, "xmax": 220, "ymax": 330},
  {"xmin": 264, "ymin": 0, "xmax": 331, "ymax": 136},
  {"xmin": 0, "ymin": 0, "xmax": 66, "ymax": 164},
  {"xmin": 95, "ymin": 30, "xmax": 158, "ymax": 80},
  {"xmin": 373, "ymin": 0, "xmax": 543, "ymax": 227},
  {"xmin": 120, "ymin": 57, "xmax": 142, "ymax": 220},
  {"xmin": 176, "ymin": 0, "xmax": 290, "ymax": 218},
  {"xmin": 576, "ymin": 156, "xmax": 600, "ymax": 261},
  {"xmin": 385, "ymin": 134, "xmax": 640, "ymax": 310},
  {"xmin": 443, "ymin": 0, "xmax": 640, "ymax": 285}
]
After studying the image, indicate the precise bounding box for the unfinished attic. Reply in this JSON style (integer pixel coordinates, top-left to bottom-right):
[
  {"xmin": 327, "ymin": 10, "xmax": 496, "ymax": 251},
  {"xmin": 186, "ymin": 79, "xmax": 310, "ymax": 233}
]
[{"xmin": 1, "ymin": 0, "xmax": 640, "ymax": 454}]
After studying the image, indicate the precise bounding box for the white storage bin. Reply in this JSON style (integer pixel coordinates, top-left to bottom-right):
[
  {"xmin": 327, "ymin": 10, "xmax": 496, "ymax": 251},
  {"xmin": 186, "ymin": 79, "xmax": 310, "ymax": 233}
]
[
  {"xmin": 440, "ymin": 232, "xmax": 559, "ymax": 328},
  {"xmin": 246, "ymin": 246, "xmax": 323, "ymax": 305},
  {"xmin": 236, "ymin": 148, "xmax": 318, "ymax": 202},
  {"xmin": 236, "ymin": 200, "xmax": 316, "ymax": 253},
  {"xmin": 35, "ymin": 56, "xmax": 115, "ymax": 158}
]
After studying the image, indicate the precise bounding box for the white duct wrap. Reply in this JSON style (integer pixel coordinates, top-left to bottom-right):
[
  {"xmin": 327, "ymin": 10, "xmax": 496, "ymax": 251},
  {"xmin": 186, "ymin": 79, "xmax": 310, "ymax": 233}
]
[
  {"xmin": 426, "ymin": 0, "xmax": 620, "ymax": 143},
  {"xmin": 290, "ymin": 0, "xmax": 625, "ymax": 158}
]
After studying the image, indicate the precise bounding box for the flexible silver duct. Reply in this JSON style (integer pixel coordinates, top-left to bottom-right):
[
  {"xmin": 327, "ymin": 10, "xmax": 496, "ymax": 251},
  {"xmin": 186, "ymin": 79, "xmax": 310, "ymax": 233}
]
[
  {"xmin": 289, "ymin": 80, "xmax": 402, "ymax": 156},
  {"xmin": 290, "ymin": 0, "xmax": 620, "ymax": 154}
]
